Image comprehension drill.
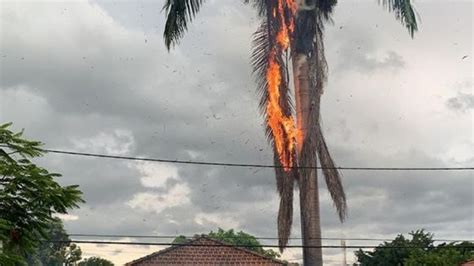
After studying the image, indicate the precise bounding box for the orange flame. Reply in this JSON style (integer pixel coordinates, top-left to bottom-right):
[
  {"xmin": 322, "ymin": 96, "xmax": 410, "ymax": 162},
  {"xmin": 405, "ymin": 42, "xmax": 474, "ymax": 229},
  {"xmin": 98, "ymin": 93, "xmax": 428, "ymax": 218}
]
[
  {"xmin": 266, "ymin": 52, "xmax": 296, "ymax": 170},
  {"xmin": 275, "ymin": 0, "xmax": 297, "ymax": 49},
  {"xmin": 266, "ymin": 0, "xmax": 298, "ymax": 171}
]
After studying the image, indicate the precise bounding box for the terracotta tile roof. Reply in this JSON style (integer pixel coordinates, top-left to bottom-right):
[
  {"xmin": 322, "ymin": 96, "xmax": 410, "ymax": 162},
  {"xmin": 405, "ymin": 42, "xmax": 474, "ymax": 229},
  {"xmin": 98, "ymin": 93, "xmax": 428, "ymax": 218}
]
[
  {"xmin": 461, "ymin": 260, "xmax": 474, "ymax": 266},
  {"xmin": 126, "ymin": 235, "xmax": 286, "ymax": 265}
]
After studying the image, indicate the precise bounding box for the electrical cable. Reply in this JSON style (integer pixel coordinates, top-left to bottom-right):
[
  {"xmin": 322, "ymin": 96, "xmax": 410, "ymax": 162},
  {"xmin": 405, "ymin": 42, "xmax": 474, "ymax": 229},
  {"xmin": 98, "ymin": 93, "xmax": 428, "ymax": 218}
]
[
  {"xmin": 48, "ymin": 239, "xmax": 474, "ymax": 249},
  {"xmin": 67, "ymin": 233, "xmax": 472, "ymax": 243},
  {"xmin": 6, "ymin": 146, "xmax": 471, "ymax": 171}
]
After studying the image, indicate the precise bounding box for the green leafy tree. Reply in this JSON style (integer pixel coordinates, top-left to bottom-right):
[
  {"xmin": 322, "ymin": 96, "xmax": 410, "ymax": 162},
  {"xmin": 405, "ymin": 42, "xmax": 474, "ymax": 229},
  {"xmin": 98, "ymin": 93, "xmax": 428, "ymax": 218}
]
[
  {"xmin": 63, "ymin": 243, "xmax": 82, "ymax": 265},
  {"xmin": 173, "ymin": 228, "xmax": 281, "ymax": 259},
  {"xmin": 162, "ymin": 1, "xmax": 418, "ymax": 265},
  {"xmin": 209, "ymin": 228, "xmax": 281, "ymax": 259},
  {"xmin": 27, "ymin": 218, "xmax": 82, "ymax": 265},
  {"xmin": 78, "ymin": 256, "xmax": 114, "ymax": 266},
  {"xmin": 355, "ymin": 230, "xmax": 474, "ymax": 266},
  {"xmin": 0, "ymin": 122, "xmax": 84, "ymax": 265},
  {"xmin": 172, "ymin": 235, "xmax": 188, "ymax": 245},
  {"xmin": 405, "ymin": 242, "xmax": 474, "ymax": 266}
]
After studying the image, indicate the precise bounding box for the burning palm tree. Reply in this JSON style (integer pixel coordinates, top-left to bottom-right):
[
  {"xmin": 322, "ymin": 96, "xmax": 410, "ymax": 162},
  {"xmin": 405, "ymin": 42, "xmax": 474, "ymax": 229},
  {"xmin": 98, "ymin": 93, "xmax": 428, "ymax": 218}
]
[{"xmin": 162, "ymin": 0, "xmax": 417, "ymax": 264}]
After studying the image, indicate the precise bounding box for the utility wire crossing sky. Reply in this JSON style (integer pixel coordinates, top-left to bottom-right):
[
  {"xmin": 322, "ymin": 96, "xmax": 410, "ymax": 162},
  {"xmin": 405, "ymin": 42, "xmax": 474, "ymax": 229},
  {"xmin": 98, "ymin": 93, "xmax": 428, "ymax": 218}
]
[
  {"xmin": 2, "ymin": 145, "xmax": 471, "ymax": 171},
  {"xmin": 67, "ymin": 233, "xmax": 473, "ymax": 242},
  {"xmin": 46, "ymin": 240, "xmax": 474, "ymax": 249}
]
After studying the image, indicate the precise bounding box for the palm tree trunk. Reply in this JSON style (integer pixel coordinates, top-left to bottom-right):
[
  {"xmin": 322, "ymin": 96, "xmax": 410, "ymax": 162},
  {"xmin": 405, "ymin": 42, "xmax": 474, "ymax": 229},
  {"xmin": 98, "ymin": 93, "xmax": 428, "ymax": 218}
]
[
  {"xmin": 299, "ymin": 168, "xmax": 323, "ymax": 265},
  {"xmin": 293, "ymin": 53, "xmax": 323, "ymax": 266}
]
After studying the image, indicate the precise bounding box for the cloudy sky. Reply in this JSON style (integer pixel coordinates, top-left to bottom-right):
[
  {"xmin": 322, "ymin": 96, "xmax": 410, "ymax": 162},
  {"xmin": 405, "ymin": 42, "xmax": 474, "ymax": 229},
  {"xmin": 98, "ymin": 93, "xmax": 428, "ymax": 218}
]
[{"xmin": 0, "ymin": 0, "xmax": 472, "ymax": 264}]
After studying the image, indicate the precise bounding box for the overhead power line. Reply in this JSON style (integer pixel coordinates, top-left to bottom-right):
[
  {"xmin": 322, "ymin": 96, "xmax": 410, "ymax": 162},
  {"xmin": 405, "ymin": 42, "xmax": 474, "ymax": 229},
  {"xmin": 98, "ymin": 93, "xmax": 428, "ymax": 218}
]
[
  {"xmin": 11, "ymin": 146, "xmax": 473, "ymax": 171},
  {"xmin": 68, "ymin": 233, "xmax": 472, "ymax": 243},
  {"xmin": 51, "ymin": 240, "xmax": 474, "ymax": 249},
  {"xmin": 69, "ymin": 234, "xmax": 391, "ymax": 241}
]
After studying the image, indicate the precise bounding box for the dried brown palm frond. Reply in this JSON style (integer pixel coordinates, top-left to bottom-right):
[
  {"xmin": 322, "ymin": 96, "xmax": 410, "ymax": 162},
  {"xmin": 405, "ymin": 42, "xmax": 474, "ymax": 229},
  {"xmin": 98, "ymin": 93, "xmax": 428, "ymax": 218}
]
[
  {"xmin": 274, "ymin": 152, "xmax": 296, "ymax": 251},
  {"xmin": 251, "ymin": 22, "xmax": 271, "ymax": 114},
  {"xmin": 292, "ymin": 7, "xmax": 346, "ymax": 223},
  {"xmin": 305, "ymin": 9, "xmax": 347, "ymax": 222},
  {"xmin": 316, "ymin": 124, "xmax": 347, "ymax": 221}
]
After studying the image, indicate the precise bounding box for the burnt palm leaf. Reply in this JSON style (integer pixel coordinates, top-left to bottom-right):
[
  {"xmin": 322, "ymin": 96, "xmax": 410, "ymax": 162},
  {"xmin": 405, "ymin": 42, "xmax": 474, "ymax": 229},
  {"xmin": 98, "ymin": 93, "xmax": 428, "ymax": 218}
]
[
  {"xmin": 274, "ymin": 152, "xmax": 296, "ymax": 251},
  {"xmin": 251, "ymin": 9, "xmax": 296, "ymax": 250}
]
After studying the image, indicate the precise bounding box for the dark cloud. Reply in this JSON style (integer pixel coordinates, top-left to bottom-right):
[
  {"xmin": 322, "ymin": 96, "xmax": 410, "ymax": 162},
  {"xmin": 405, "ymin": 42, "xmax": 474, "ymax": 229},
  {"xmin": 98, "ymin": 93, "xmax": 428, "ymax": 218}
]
[
  {"xmin": 1, "ymin": 0, "xmax": 472, "ymax": 264},
  {"xmin": 329, "ymin": 24, "xmax": 405, "ymax": 74},
  {"xmin": 446, "ymin": 92, "xmax": 474, "ymax": 112},
  {"xmin": 336, "ymin": 48, "xmax": 405, "ymax": 73}
]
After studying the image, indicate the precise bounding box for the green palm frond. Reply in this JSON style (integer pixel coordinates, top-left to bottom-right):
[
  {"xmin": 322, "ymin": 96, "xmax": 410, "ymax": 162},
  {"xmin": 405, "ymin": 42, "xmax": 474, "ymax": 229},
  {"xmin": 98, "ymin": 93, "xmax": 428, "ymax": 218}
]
[
  {"xmin": 379, "ymin": 0, "xmax": 418, "ymax": 37},
  {"xmin": 162, "ymin": 0, "xmax": 205, "ymax": 50}
]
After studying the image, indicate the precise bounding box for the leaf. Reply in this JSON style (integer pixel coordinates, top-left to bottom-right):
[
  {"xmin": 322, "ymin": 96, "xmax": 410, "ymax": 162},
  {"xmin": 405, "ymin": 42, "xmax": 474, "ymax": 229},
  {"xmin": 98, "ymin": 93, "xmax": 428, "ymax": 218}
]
[
  {"xmin": 163, "ymin": 0, "xmax": 205, "ymax": 50},
  {"xmin": 379, "ymin": 0, "xmax": 418, "ymax": 37},
  {"xmin": 0, "ymin": 123, "xmax": 83, "ymax": 261}
]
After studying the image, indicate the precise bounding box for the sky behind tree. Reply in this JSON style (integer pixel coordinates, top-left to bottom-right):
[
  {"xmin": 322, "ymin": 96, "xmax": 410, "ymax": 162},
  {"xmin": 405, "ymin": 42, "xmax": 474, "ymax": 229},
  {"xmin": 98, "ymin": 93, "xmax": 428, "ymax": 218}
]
[{"xmin": 0, "ymin": 0, "xmax": 472, "ymax": 264}]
